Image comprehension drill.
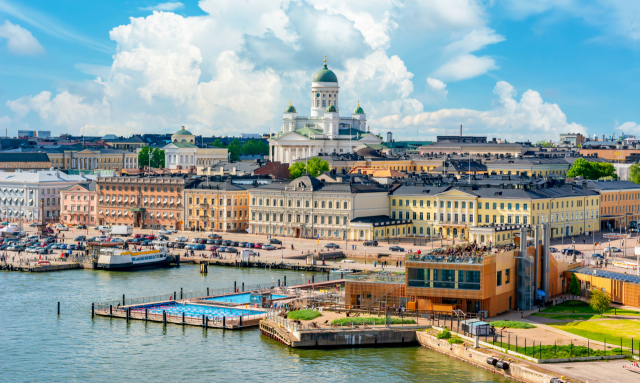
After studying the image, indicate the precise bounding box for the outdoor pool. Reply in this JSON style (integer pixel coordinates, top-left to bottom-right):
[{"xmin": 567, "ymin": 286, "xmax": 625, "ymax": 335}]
[
  {"xmin": 205, "ymin": 293, "xmax": 288, "ymax": 304},
  {"xmin": 133, "ymin": 302, "xmax": 263, "ymax": 319}
]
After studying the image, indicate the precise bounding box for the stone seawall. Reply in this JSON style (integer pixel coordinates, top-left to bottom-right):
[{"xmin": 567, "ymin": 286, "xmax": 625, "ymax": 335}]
[{"xmin": 416, "ymin": 332, "xmax": 561, "ymax": 383}]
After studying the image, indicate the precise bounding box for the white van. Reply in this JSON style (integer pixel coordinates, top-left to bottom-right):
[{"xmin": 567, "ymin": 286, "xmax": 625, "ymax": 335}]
[
  {"xmin": 110, "ymin": 225, "xmax": 133, "ymax": 237},
  {"xmin": 96, "ymin": 225, "xmax": 110, "ymax": 233}
]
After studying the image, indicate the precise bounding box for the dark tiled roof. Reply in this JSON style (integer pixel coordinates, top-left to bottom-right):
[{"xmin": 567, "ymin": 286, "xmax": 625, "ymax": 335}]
[
  {"xmin": 0, "ymin": 152, "xmax": 50, "ymax": 162},
  {"xmin": 584, "ymin": 180, "xmax": 640, "ymax": 191}
]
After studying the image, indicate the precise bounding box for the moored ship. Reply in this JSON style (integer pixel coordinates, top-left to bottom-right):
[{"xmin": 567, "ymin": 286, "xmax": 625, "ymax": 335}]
[{"xmin": 96, "ymin": 241, "xmax": 171, "ymax": 270}]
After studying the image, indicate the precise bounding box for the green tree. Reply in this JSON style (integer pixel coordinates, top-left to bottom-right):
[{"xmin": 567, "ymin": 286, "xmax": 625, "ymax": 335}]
[
  {"xmin": 306, "ymin": 157, "xmax": 330, "ymax": 177},
  {"xmin": 568, "ymin": 273, "xmax": 581, "ymax": 295},
  {"xmin": 289, "ymin": 162, "xmax": 306, "ymax": 179},
  {"xmin": 629, "ymin": 163, "xmax": 640, "ymax": 184},
  {"xmin": 138, "ymin": 146, "xmax": 151, "ymax": 168},
  {"xmin": 211, "ymin": 139, "xmax": 225, "ymax": 148},
  {"xmin": 536, "ymin": 140, "xmax": 553, "ymax": 147},
  {"xmin": 151, "ymin": 148, "xmax": 165, "ymax": 168},
  {"xmin": 595, "ymin": 162, "xmax": 617, "ymax": 179},
  {"xmin": 589, "ymin": 289, "xmax": 612, "ymax": 315},
  {"xmin": 227, "ymin": 139, "xmax": 241, "ymax": 161},
  {"xmin": 567, "ymin": 159, "xmax": 618, "ymax": 180}
]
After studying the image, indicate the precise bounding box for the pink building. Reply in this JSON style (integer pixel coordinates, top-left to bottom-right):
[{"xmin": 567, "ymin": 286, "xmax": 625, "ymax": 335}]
[{"xmin": 60, "ymin": 182, "xmax": 97, "ymax": 226}]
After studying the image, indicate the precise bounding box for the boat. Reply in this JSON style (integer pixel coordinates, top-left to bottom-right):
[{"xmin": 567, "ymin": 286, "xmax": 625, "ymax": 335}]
[
  {"xmin": 330, "ymin": 268, "xmax": 354, "ymax": 274},
  {"xmin": 96, "ymin": 241, "xmax": 171, "ymax": 270},
  {"xmin": 623, "ymin": 361, "xmax": 640, "ymax": 374}
]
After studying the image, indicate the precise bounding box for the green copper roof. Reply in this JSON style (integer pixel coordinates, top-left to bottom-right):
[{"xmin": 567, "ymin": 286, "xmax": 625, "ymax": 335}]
[
  {"xmin": 326, "ymin": 103, "xmax": 337, "ymax": 113},
  {"xmin": 285, "ymin": 104, "xmax": 296, "ymax": 113},
  {"xmin": 313, "ymin": 64, "xmax": 338, "ymax": 83},
  {"xmin": 170, "ymin": 142, "xmax": 198, "ymax": 148},
  {"xmin": 174, "ymin": 126, "xmax": 193, "ymax": 136},
  {"xmin": 353, "ymin": 105, "xmax": 365, "ymax": 114}
]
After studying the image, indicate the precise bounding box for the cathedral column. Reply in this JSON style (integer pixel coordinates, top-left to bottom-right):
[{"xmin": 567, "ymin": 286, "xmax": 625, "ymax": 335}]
[{"xmin": 295, "ymin": 147, "xmax": 299, "ymax": 161}]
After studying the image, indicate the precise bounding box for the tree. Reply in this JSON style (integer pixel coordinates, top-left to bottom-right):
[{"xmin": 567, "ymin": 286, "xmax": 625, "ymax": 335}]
[
  {"xmin": 306, "ymin": 157, "xmax": 330, "ymax": 177},
  {"xmin": 568, "ymin": 273, "xmax": 581, "ymax": 296},
  {"xmin": 227, "ymin": 139, "xmax": 241, "ymax": 162},
  {"xmin": 288, "ymin": 162, "xmax": 306, "ymax": 179},
  {"xmin": 536, "ymin": 140, "xmax": 553, "ymax": 147},
  {"xmin": 567, "ymin": 158, "xmax": 618, "ymax": 180},
  {"xmin": 138, "ymin": 147, "xmax": 151, "ymax": 168},
  {"xmin": 151, "ymin": 148, "xmax": 165, "ymax": 168},
  {"xmin": 589, "ymin": 289, "xmax": 612, "ymax": 315},
  {"xmin": 629, "ymin": 163, "xmax": 640, "ymax": 184},
  {"xmin": 211, "ymin": 139, "xmax": 225, "ymax": 148}
]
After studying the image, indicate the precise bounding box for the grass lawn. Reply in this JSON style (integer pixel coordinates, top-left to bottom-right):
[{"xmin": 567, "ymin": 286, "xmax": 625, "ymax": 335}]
[
  {"xmin": 331, "ymin": 316, "xmax": 416, "ymax": 326},
  {"xmin": 492, "ymin": 340, "xmax": 627, "ymax": 359},
  {"xmin": 531, "ymin": 313, "xmax": 603, "ymax": 321},
  {"xmin": 487, "ymin": 320, "xmax": 536, "ymax": 329},
  {"xmin": 287, "ymin": 310, "xmax": 322, "ymax": 321},
  {"xmin": 547, "ymin": 319, "xmax": 640, "ymax": 349},
  {"xmin": 541, "ymin": 300, "xmax": 638, "ymax": 316}
]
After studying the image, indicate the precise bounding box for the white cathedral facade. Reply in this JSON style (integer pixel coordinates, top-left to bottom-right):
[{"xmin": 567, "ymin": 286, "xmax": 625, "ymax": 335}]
[{"xmin": 268, "ymin": 58, "xmax": 382, "ymax": 164}]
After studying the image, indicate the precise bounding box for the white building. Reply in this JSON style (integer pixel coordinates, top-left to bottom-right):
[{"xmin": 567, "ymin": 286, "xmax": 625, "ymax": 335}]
[
  {"xmin": 269, "ymin": 57, "xmax": 382, "ymax": 164},
  {"xmin": 0, "ymin": 169, "xmax": 95, "ymax": 223},
  {"xmin": 164, "ymin": 127, "xmax": 228, "ymax": 169}
]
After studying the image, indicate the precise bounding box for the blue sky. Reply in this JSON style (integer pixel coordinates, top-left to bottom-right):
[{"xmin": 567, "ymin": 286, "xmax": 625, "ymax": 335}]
[{"xmin": 0, "ymin": 0, "xmax": 639, "ymax": 141}]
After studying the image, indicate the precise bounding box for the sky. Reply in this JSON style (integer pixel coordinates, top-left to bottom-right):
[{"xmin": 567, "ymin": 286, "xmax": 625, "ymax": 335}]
[{"xmin": 0, "ymin": 0, "xmax": 639, "ymax": 142}]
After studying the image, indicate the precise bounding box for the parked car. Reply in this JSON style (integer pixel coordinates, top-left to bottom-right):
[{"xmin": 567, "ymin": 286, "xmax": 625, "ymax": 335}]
[
  {"xmin": 604, "ymin": 246, "xmax": 622, "ymax": 253},
  {"xmin": 193, "ymin": 244, "xmax": 206, "ymax": 250},
  {"xmin": 563, "ymin": 249, "xmax": 582, "ymax": 256},
  {"xmin": 76, "ymin": 224, "xmax": 87, "ymax": 229},
  {"xmin": 363, "ymin": 240, "xmax": 378, "ymax": 246},
  {"xmin": 55, "ymin": 224, "xmax": 68, "ymax": 231},
  {"xmin": 208, "ymin": 245, "xmax": 219, "ymax": 252},
  {"xmin": 29, "ymin": 222, "xmax": 39, "ymax": 227},
  {"xmin": 133, "ymin": 234, "xmax": 143, "ymax": 239},
  {"xmin": 74, "ymin": 235, "xmax": 86, "ymax": 241},
  {"xmin": 141, "ymin": 240, "xmax": 152, "ymax": 246},
  {"xmin": 323, "ymin": 243, "xmax": 340, "ymax": 249},
  {"xmin": 389, "ymin": 246, "xmax": 405, "ymax": 252},
  {"xmin": 230, "ymin": 241, "xmax": 239, "ymax": 247},
  {"xmin": 220, "ymin": 246, "xmax": 238, "ymax": 253},
  {"xmin": 549, "ymin": 247, "xmax": 559, "ymax": 253},
  {"xmin": 222, "ymin": 240, "xmax": 231, "ymax": 246},
  {"xmin": 239, "ymin": 242, "xmax": 248, "ymax": 247},
  {"xmin": 176, "ymin": 237, "xmax": 188, "ymax": 242},
  {"xmin": 214, "ymin": 239, "xmax": 223, "ymax": 245},
  {"xmin": 158, "ymin": 229, "xmax": 172, "ymax": 235},
  {"xmin": 246, "ymin": 243, "xmax": 254, "ymax": 248},
  {"xmin": 67, "ymin": 244, "xmax": 77, "ymax": 250},
  {"xmin": 269, "ymin": 238, "xmax": 282, "ymax": 245},
  {"xmin": 26, "ymin": 246, "xmax": 39, "ymax": 253},
  {"xmin": 174, "ymin": 243, "xmax": 186, "ymax": 249},
  {"xmin": 206, "ymin": 239, "xmax": 216, "ymax": 244},
  {"xmin": 208, "ymin": 234, "xmax": 222, "ymax": 239},
  {"xmin": 591, "ymin": 253, "xmax": 605, "ymax": 259},
  {"xmin": 253, "ymin": 243, "xmax": 263, "ymax": 249},
  {"xmin": 261, "ymin": 244, "xmax": 276, "ymax": 250},
  {"xmin": 158, "ymin": 235, "xmax": 169, "ymax": 241},
  {"xmin": 145, "ymin": 235, "xmax": 156, "ymax": 240}
]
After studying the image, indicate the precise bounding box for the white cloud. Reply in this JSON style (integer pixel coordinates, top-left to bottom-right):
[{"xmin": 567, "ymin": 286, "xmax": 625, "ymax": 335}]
[
  {"xmin": 0, "ymin": 20, "xmax": 44, "ymax": 55},
  {"xmin": 371, "ymin": 81, "xmax": 587, "ymax": 142},
  {"xmin": 433, "ymin": 54, "xmax": 498, "ymax": 81},
  {"xmin": 426, "ymin": 77, "xmax": 448, "ymax": 99},
  {"xmin": 616, "ymin": 121, "xmax": 640, "ymax": 136},
  {"xmin": 0, "ymin": 115, "xmax": 10, "ymax": 128},
  {"xmin": 139, "ymin": 2, "xmax": 185, "ymax": 12}
]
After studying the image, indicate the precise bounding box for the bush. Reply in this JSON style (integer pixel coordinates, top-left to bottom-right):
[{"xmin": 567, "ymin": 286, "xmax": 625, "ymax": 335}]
[
  {"xmin": 488, "ymin": 320, "xmax": 536, "ymax": 329},
  {"xmin": 287, "ymin": 309, "xmax": 322, "ymax": 321},
  {"xmin": 437, "ymin": 326, "xmax": 452, "ymax": 339},
  {"xmin": 589, "ymin": 289, "xmax": 612, "ymax": 315},
  {"xmin": 331, "ymin": 316, "xmax": 415, "ymax": 326},
  {"xmin": 447, "ymin": 336, "xmax": 464, "ymax": 344}
]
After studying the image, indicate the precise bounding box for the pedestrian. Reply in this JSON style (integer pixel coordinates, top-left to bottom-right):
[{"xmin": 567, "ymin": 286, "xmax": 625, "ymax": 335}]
[{"xmin": 374, "ymin": 261, "xmax": 377, "ymax": 268}]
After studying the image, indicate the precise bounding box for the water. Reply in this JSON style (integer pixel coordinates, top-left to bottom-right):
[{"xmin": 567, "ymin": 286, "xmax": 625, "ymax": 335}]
[
  {"xmin": 142, "ymin": 302, "xmax": 263, "ymax": 318},
  {"xmin": 0, "ymin": 265, "xmax": 511, "ymax": 383}
]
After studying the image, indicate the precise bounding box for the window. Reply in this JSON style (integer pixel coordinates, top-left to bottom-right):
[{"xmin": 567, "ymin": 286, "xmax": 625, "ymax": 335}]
[
  {"xmin": 497, "ymin": 271, "xmax": 502, "ymax": 287},
  {"xmin": 392, "ymin": 199, "xmax": 396, "ymax": 206},
  {"xmin": 508, "ymin": 203, "xmax": 512, "ymax": 210},
  {"xmin": 500, "ymin": 203, "xmax": 505, "ymax": 209},
  {"xmin": 399, "ymin": 199, "xmax": 403, "ymax": 206},
  {"xmin": 420, "ymin": 200, "xmax": 423, "ymax": 207},
  {"xmin": 493, "ymin": 203, "xmax": 497, "ymax": 209},
  {"xmin": 505, "ymin": 269, "xmax": 511, "ymax": 284}
]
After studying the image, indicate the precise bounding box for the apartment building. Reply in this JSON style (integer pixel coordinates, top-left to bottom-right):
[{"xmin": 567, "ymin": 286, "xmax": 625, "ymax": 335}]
[
  {"xmin": 46, "ymin": 148, "xmax": 139, "ymax": 170},
  {"xmin": 60, "ymin": 182, "xmax": 97, "ymax": 225},
  {"xmin": 248, "ymin": 176, "xmax": 390, "ymax": 240},
  {"xmin": 185, "ymin": 178, "xmax": 253, "ymax": 232},
  {"xmin": 96, "ymin": 175, "xmax": 192, "ymax": 230},
  {"xmin": 584, "ymin": 180, "xmax": 640, "ymax": 230}
]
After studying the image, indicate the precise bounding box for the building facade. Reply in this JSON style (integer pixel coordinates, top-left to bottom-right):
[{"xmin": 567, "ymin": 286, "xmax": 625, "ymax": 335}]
[
  {"xmin": 164, "ymin": 127, "xmax": 228, "ymax": 169},
  {"xmin": 0, "ymin": 170, "xmax": 94, "ymax": 223},
  {"xmin": 585, "ymin": 180, "xmax": 640, "ymax": 230},
  {"xmin": 60, "ymin": 182, "xmax": 97, "ymax": 226},
  {"xmin": 96, "ymin": 175, "xmax": 190, "ymax": 230},
  {"xmin": 248, "ymin": 176, "xmax": 390, "ymax": 239},
  {"xmin": 268, "ymin": 58, "xmax": 382, "ymax": 163},
  {"xmin": 45, "ymin": 148, "xmax": 139, "ymax": 170},
  {"xmin": 184, "ymin": 179, "xmax": 253, "ymax": 232},
  {"xmin": 0, "ymin": 153, "xmax": 51, "ymax": 171}
]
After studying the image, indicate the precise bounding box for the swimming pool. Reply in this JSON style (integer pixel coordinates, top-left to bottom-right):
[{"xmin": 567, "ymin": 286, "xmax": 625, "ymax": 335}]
[
  {"xmin": 132, "ymin": 302, "xmax": 263, "ymax": 319},
  {"xmin": 205, "ymin": 293, "xmax": 288, "ymax": 304}
]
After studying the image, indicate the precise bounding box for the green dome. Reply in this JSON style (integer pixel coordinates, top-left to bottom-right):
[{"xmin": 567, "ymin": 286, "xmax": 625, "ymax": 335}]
[
  {"xmin": 326, "ymin": 103, "xmax": 337, "ymax": 113},
  {"xmin": 285, "ymin": 101, "xmax": 296, "ymax": 113},
  {"xmin": 353, "ymin": 102, "xmax": 364, "ymax": 114},
  {"xmin": 313, "ymin": 58, "xmax": 338, "ymax": 83},
  {"xmin": 174, "ymin": 126, "xmax": 193, "ymax": 135}
]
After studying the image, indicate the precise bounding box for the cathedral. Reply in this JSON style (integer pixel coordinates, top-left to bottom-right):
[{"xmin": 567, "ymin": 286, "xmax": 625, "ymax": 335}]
[{"xmin": 268, "ymin": 57, "xmax": 382, "ymax": 164}]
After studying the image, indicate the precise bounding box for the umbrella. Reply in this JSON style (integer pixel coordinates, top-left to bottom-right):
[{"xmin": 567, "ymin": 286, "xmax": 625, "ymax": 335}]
[{"xmin": 537, "ymin": 290, "xmax": 546, "ymax": 297}]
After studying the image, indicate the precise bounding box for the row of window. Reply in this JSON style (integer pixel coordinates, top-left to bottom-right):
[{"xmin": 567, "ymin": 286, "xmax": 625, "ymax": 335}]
[
  {"xmin": 603, "ymin": 193, "xmax": 640, "ymax": 202},
  {"xmin": 188, "ymin": 209, "xmax": 247, "ymax": 218},
  {"xmin": 251, "ymin": 211, "xmax": 349, "ymax": 225},
  {"xmin": 64, "ymin": 195, "xmax": 94, "ymax": 201},
  {"xmin": 188, "ymin": 197, "xmax": 246, "ymax": 206},
  {"xmin": 100, "ymin": 185, "xmax": 182, "ymax": 192},
  {"xmin": 407, "ymin": 268, "xmax": 481, "ymax": 290},
  {"xmin": 253, "ymin": 197, "xmax": 349, "ymax": 209}
]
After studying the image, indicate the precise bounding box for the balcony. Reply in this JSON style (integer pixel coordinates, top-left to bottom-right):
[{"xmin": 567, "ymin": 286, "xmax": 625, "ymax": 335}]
[{"xmin": 344, "ymin": 272, "xmax": 405, "ymax": 284}]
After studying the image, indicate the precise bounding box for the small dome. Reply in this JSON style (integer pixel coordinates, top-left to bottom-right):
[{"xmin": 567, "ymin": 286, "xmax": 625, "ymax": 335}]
[
  {"xmin": 353, "ymin": 101, "xmax": 364, "ymax": 114},
  {"xmin": 313, "ymin": 56, "xmax": 338, "ymax": 83},
  {"xmin": 285, "ymin": 101, "xmax": 296, "ymax": 113},
  {"xmin": 356, "ymin": 147, "xmax": 381, "ymax": 157},
  {"xmin": 174, "ymin": 126, "xmax": 193, "ymax": 136},
  {"xmin": 326, "ymin": 103, "xmax": 337, "ymax": 113}
]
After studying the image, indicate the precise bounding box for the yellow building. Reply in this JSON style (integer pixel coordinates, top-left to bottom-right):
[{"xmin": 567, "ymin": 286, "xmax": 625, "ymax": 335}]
[
  {"xmin": 485, "ymin": 157, "xmax": 570, "ymax": 177},
  {"xmin": 388, "ymin": 182, "xmax": 599, "ymax": 243},
  {"xmin": 184, "ymin": 179, "xmax": 252, "ymax": 232},
  {"xmin": 46, "ymin": 148, "xmax": 139, "ymax": 171}
]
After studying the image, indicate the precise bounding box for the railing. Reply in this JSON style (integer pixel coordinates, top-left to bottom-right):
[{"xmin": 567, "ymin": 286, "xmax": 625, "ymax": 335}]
[{"xmin": 344, "ymin": 273, "xmax": 405, "ymax": 284}]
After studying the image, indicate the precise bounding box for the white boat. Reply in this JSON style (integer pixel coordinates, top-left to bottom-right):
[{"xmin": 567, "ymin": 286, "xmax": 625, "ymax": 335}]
[
  {"xmin": 330, "ymin": 268, "xmax": 354, "ymax": 274},
  {"xmin": 97, "ymin": 241, "xmax": 171, "ymax": 270}
]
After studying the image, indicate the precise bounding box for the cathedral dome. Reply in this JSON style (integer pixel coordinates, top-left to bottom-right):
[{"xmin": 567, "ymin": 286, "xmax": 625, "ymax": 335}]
[
  {"xmin": 353, "ymin": 101, "xmax": 365, "ymax": 114},
  {"xmin": 326, "ymin": 102, "xmax": 337, "ymax": 113},
  {"xmin": 285, "ymin": 101, "xmax": 296, "ymax": 113},
  {"xmin": 174, "ymin": 126, "xmax": 193, "ymax": 136},
  {"xmin": 313, "ymin": 56, "xmax": 338, "ymax": 83}
]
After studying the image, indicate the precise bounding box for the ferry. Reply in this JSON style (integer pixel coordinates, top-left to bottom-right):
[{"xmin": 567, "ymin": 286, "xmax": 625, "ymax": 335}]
[{"xmin": 96, "ymin": 241, "xmax": 171, "ymax": 270}]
